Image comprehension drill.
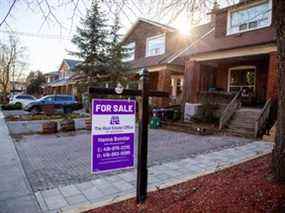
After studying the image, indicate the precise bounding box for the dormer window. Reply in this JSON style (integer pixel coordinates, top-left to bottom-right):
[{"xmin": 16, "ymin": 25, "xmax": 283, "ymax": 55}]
[
  {"xmin": 146, "ymin": 34, "xmax": 166, "ymax": 57},
  {"xmin": 123, "ymin": 42, "xmax": 135, "ymax": 62},
  {"xmin": 227, "ymin": 0, "xmax": 272, "ymax": 35}
]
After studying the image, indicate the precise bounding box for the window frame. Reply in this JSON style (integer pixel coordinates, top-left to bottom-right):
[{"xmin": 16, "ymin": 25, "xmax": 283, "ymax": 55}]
[
  {"xmin": 227, "ymin": 65, "xmax": 257, "ymax": 93},
  {"xmin": 145, "ymin": 33, "xmax": 166, "ymax": 57},
  {"xmin": 226, "ymin": 0, "xmax": 272, "ymax": 36},
  {"xmin": 123, "ymin": 42, "xmax": 136, "ymax": 62}
]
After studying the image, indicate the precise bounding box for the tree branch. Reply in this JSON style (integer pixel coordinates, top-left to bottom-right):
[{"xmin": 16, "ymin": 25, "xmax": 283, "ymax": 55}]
[{"xmin": 0, "ymin": 0, "xmax": 17, "ymax": 28}]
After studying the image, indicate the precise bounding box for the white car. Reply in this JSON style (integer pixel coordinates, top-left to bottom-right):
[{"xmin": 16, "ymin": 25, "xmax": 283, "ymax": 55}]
[{"xmin": 9, "ymin": 94, "xmax": 36, "ymax": 108}]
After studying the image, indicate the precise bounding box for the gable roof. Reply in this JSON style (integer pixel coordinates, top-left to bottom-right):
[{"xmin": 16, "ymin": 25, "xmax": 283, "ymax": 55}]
[
  {"xmin": 121, "ymin": 18, "xmax": 177, "ymax": 43},
  {"xmin": 124, "ymin": 22, "xmax": 214, "ymax": 69},
  {"xmin": 62, "ymin": 59, "xmax": 82, "ymax": 71}
]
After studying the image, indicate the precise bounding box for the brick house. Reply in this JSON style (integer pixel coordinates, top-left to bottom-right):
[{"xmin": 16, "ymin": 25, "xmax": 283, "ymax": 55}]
[
  {"xmin": 171, "ymin": 0, "xmax": 277, "ymax": 137},
  {"xmin": 44, "ymin": 71, "xmax": 58, "ymax": 84},
  {"xmin": 44, "ymin": 59, "xmax": 82, "ymax": 96},
  {"xmin": 122, "ymin": 18, "xmax": 210, "ymax": 107}
]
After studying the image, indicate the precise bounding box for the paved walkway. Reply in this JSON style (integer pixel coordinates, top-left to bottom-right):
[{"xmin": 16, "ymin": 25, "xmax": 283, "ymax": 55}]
[
  {"xmin": 15, "ymin": 130, "xmax": 252, "ymax": 192},
  {"xmin": 0, "ymin": 111, "xmax": 41, "ymax": 213},
  {"xmin": 34, "ymin": 141, "xmax": 273, "ymax": 213}
]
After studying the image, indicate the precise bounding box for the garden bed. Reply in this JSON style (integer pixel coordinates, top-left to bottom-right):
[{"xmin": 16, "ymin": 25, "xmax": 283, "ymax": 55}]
[
  {"xmin": 5, "ymin": 112, "xmax": 89, "ymax": 121},
  {"xmin": 86, "ymin": 155, "xmax": 285, "ymax": 213}
]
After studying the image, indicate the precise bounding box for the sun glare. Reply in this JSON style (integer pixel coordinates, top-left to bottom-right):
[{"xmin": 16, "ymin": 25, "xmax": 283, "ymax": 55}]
[{"xmin": 176, "ymin": 19, "xmax": 191, "ymax": 35}]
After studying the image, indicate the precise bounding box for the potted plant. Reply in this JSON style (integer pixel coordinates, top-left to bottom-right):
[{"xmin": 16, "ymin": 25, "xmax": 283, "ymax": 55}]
[
  {"xmin": 42, "ymin": 121, "xmax": 58, "ymax": 134},
  {"xmin": 59, "ymin": 114, "xmax": 75, "ymax": 132}
]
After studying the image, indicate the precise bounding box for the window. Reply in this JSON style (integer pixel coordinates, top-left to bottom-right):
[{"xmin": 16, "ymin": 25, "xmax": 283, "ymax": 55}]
[
  {"xmin": 228, "ymin": 66, "xmax": 256, "ymax": 94},
  {"xmin": 227, "ymin": 0, "xmax": 272, "ymax": 35},
  {"xmin": 16, "ymin": 95, "xmax": 35, "ymax": 100},
  {"xmin": 123, "ymin": 42, "xmax": 135, "ymax": 62},
  {"xmin": 43, "ymin": 96, "xmax": 55, "ymax": 102},
  {"xmin": 146, "ymin": 34, "xmax": 166, "ymax": 57},
  {"xmin": 56, "ymin": 96, "xmax": 73, "ymax": 101}
]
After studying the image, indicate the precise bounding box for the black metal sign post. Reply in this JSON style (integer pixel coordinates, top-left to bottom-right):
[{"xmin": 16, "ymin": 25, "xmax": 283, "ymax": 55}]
[{"xmin": 88, "ymin": 68, "xmax": 168, "ymax": 204}]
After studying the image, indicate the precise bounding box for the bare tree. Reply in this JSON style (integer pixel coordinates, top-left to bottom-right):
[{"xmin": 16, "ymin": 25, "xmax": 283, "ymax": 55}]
[{"xmin": 0, "ymin": 36, "xmax": 25, "ymax": 97}]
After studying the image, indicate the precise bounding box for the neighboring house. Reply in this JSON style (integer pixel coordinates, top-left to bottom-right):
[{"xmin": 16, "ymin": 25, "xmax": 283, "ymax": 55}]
[
  {"xmin": 44, "ymin": 59, "xmax": 82, "ymax": 96},
  {"xmin": 44, "ymin": 71, "xmax": 59, "ymax": 84},
  {"xmin": 172, "ymin": 0, "xmax": 276, "ymax": 137},
  {"xmin": 121, "ymin": 18, "xmax": 210, "ymax": 107},
  {"xmin": 9, "ymin": 81, "xmax": 26, "ymax": 94}
]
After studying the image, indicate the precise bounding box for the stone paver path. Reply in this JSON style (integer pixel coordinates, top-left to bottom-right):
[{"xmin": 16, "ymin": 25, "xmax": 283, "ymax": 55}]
[
  {"xmin": 0, "ymin": 111, "xmax": 41, "ymax": 213},
  {"xmin": 15, "ymin": 130, "xmax": 253, "ymax": 192},
  {"xmin": 34, "ymin": 141, "xmax": 273, "ymax": 213}
]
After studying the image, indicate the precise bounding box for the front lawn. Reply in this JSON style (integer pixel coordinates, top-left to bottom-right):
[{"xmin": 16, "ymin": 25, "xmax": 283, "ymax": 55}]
[{"xmin": 86, "ymin": 154, "xmax": 285, "ymax": 213}]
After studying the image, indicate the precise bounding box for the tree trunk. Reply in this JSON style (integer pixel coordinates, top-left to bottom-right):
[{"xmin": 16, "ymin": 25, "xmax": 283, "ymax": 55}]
[{"xmin": 272, "ymin": 0, "xmax": 285, "ymax": 181}]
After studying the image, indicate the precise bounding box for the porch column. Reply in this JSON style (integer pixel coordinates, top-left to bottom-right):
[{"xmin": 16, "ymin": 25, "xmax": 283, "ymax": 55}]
[
  {"xmin": 156, "ymin": 70, "xmax": 171, "ymax": 107},
  {"xmin": 184, "ymin": 60, "xmax": 201, "ymax": 103},
  {"xmin": 266, "ymin": 52, "xmax": 278, "ymax": 100}
]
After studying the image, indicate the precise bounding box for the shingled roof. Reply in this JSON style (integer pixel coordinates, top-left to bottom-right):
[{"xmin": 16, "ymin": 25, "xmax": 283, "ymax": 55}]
[{"xmin": 62, "ymin": 59, "xmax": 82, "ymax": 71}]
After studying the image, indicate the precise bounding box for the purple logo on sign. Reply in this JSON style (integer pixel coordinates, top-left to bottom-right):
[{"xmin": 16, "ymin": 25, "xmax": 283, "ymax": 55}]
[
  {"xmin": 91, "ymin": 99, "xmax": 136, "ymax": 173},
  {"xmin": 110, "ymin": 116, "xmax": 120, "ymax": 125}
]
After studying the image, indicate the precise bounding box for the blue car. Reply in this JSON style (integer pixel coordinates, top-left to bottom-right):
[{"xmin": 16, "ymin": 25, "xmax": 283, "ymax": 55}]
[{"xmin": 24, "ymin": 95, "xmax": 81, "ymax": 114}]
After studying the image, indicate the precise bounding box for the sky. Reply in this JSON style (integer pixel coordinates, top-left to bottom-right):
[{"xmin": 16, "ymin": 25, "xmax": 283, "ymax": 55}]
[{"xmin": 0, "ymin": 0, "xmax": 236, "ymax": 77}]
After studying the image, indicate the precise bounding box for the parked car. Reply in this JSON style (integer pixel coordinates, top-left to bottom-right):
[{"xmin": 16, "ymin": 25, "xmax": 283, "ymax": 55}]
[
  {"xmin": 24, "ymin": 95, "xmax": 81, "ymax": 114},
  {"xmin": 9, "ymin": 94, "xmax": 36, "ymax": 108}
]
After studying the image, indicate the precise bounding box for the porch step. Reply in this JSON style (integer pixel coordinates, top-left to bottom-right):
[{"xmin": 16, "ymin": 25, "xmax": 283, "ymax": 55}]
[
  {"xmin": 160, "ymin": 121, "xmax": 219, "ymax": 135},
  {"xmin": 224, "ymin": 108, "xmax": 262, "ymax": 138},
  {"xmin": 224, "ymin": 128, "xmax": 255, "ymax": 138}
]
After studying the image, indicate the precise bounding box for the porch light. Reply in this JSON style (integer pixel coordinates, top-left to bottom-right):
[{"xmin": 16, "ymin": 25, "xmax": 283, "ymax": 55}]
[{"xmin": 115, "ymin": 83, "xmax": 124, "ymax": 94}]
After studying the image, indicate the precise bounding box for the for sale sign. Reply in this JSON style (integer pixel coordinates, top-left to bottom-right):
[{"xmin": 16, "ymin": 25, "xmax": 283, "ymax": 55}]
[{"xmin": 91, "ymin": 99, "xmax": 136, "ymax": 173}]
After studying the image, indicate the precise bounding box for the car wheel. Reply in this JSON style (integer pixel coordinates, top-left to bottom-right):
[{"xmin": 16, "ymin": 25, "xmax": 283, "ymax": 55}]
[
  {"xmin": 63, "ymin": 106, "xmax": 73, "ymax": 114},
  {"xmin": 15, "ymin": 102, "xmax": 22, "ymax": 109},
  {"xmin": 31, "ymin": 106, "xmax": 41, "ymax": 114}
]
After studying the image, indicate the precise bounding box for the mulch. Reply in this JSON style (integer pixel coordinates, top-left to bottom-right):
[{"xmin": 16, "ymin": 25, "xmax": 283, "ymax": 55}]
[{"xmin": 86, "ymin": 154, "xmax": 285, "ymax": 213}]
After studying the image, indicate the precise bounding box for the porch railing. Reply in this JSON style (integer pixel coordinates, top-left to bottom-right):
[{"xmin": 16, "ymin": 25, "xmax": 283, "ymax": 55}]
[
  {"xmin": 219, "ymin": 89, "xmax": 242, "ymax": 130},
  {"xmin": 255, "ymin": 98, "xmax": 272, "ymax": 138}
]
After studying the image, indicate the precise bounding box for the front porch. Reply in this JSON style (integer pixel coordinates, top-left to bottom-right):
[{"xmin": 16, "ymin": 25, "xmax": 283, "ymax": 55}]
[
  {"xmin": 184, "ymin": 52, "xmax": 277, "ymax": 106},
  {"xmin": 183, "ymin": 51, "xmax": 278, "ymax": 138},
  {"xmin": 146, "ymin": 64, "xmax": 184, "ymax": 107}
]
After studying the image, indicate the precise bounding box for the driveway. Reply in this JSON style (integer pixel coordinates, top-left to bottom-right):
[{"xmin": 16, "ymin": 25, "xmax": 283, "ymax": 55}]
[{"xmin": 14, "ymin": 129, "xmax": 254, "ymax": 192}]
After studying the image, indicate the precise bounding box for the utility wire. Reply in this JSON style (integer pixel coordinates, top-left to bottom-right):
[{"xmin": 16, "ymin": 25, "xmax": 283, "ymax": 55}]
[{"xmin": 0, "ymin": 30, "xmax": 72, "ymax": 40}]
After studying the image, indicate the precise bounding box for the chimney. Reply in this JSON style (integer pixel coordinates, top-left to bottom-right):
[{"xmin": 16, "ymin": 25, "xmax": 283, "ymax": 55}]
[{"xmin": 210, "ymin": 0, "xmax": 220, "ymax": 23}]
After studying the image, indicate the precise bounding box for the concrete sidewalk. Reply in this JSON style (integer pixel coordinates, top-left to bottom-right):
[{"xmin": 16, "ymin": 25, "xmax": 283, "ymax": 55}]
[
  {"xmin": 0, "ymin": 111, "xmax": 41, "ymax": 213},
  {"xmin": 35, "ymin": 141, "xmax": 273, "ymax": 213}
]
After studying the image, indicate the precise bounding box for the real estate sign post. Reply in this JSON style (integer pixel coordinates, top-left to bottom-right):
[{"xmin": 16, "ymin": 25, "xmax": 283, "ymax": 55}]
[
  {"xmin": 91, "ymin": 99, "xmax": 136, "ymax": 173},
  {"xmin": 89, "ymin": 68, "xmax": 168, "ymax": 204}
]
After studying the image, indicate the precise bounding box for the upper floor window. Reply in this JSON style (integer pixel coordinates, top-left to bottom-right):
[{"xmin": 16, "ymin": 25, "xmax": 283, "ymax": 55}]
[
  {"xmin": 59, "ymin": 72, "xmax": 65, "ymax": 79},
  {"xmin": 123, "ymin": 42, "xmax": 135, "ymax": 62},
  {"xmin": 227, "ymin": 0, "xmax": 272, "ymax": 35},
  {"xmin": 146, "ymin": 34, "xmax": 166, "ymax": 57}
]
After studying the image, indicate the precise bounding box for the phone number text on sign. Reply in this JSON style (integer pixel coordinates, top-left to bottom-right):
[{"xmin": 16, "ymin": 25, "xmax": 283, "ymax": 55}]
[{"xmin": 91, "ymin": 99, "xmax": 136, "ymax": 173}]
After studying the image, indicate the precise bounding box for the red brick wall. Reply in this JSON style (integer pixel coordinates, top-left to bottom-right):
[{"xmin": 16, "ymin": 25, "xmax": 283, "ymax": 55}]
[
  {"xmin": 183, "ymin": 61, "xmax": 201, "ymax": 103},
  {"xmin": 266, "ymin": 52, "xmax": 278, "ymax": 100},
  {"xmin": 215, "ymin": 11, "xmax": 227, "ymax": 38},
  {"xmin": 215, "ymin": 60, "xmax": 269, "ymax": 103},
  {"xmin": 152, "ymin": 70, "xmax": 172, "ymax": 107}
]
